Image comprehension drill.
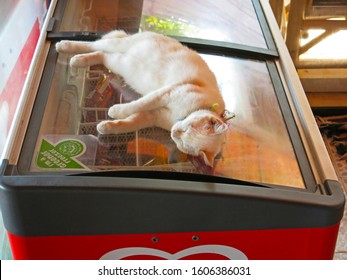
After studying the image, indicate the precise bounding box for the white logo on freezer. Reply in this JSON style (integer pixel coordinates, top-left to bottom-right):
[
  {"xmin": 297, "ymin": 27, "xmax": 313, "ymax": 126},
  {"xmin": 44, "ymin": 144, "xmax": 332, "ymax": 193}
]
[{"xmin": 100, "ymin": 245, "xmax": 248, "ymax": 260}]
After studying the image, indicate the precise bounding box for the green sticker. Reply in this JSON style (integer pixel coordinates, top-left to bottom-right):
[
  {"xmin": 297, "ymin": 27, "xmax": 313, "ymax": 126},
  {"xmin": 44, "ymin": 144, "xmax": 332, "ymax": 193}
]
[{"xmin": 37, "ymin": 139, "xmax": 86, "ymax": 169}]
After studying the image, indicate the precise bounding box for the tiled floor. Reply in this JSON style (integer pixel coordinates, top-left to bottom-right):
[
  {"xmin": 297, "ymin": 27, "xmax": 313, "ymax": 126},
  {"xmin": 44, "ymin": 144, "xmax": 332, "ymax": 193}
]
[
  {"xmin": 0, "ymin": 211, "xmax": 12, "ymax": 260},
  {"xmin": 334, "ymin": 195, "xmax": 347, "ymax": 259}
]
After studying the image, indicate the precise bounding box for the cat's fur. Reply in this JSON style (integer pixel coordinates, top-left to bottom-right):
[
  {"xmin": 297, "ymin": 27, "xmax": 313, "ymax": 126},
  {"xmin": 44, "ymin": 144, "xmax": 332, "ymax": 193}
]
[{"xmin": 56, "ymin": 30, "xmax": 228, "ymax": 166}]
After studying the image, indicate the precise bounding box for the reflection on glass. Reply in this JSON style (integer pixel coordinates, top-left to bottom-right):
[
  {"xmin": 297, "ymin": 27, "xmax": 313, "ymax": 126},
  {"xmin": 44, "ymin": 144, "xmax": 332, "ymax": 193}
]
[
  {"xmin": 59, "ymin": 0, "xmax": 144, "ymax": 33},
  {"xmin": 203, "ymin": 55, "xmax": 304, "ymax": 188},
  {"xmin": 141, "ymin": 0, "xmax": 267, "ymax": 48},
  {"xmin": 31, "ymin": 51, "xmax": 304, "ymax": 189},
  {"xmin": 57, "ymin": 0, "xmax": 267, "ymax": 49}
]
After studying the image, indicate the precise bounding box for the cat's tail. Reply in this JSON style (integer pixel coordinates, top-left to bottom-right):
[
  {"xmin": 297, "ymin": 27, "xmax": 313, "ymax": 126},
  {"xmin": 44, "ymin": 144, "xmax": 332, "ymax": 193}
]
[{"xmin": 102, "ymin": 30, "xmax": 128, "ymax": 39}]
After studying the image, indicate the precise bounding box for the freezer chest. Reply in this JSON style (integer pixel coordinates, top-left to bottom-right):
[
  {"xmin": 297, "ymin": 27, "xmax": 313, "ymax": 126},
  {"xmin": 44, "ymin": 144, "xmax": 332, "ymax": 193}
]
[{"xmin": 0, "ymin": 0, "xmax": 345, "ymax": 259}]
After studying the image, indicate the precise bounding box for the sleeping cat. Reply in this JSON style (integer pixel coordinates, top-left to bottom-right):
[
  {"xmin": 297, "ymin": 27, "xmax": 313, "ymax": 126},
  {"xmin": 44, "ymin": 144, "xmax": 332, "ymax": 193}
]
[{"xmin": 56, "ymin": 30, "xmax": 228, "ymax": 166}]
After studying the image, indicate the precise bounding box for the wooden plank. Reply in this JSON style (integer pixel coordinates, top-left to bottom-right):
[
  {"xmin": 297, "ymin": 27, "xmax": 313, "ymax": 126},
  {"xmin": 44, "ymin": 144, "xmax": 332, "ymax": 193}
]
[
  {"xmin": 269, "ymin": 0, "xmax": 284, "ymax": 27},
  {"xmin": 307, "ymin": 92, "xmax": 347, "ymax": 107},
  {"xmin": 286, "ymin": 0, "xmax": 306, "ymax": 63},
  {"xmin": 302, "ymin": 19, "xmax": 347, "ymax": 30},
  {"xmin": 298, "ymin": 68, "xmax": 347, "ymax": 92},
  {"xmin": 296, "ymin": 59, "xmax": 347, "ymax": 68},
  {"xmin": 306, "ymin": 6, "xmax": 347, "ymax": 18},
  {"xmin": 299, "ymin": 68, "xmax": 347, "ymax": 79}
]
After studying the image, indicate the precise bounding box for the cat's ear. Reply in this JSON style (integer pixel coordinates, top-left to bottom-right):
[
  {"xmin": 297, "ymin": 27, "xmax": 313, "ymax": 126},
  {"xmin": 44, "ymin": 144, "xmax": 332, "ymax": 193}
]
[
  {"xmin": 200, "ymin": 150, "xmax": 216, "ymax": 167},
  {"xmin": 210, "ymin": 117, "xmax": 228, "ymax": 135}
]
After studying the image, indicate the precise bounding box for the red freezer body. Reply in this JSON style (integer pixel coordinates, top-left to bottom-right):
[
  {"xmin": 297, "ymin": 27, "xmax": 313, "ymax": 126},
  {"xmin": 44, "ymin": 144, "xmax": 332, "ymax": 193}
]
[
  {"xmin": 0, "ymin": 174, "xmax": 344, "ymax": 260},
  {"xmin": 7, "ymin": 225, "xmax": 340, "ymax": 260}
]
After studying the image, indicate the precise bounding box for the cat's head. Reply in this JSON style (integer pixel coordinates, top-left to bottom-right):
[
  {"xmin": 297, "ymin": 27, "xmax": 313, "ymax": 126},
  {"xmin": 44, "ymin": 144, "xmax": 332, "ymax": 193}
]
[{"xmin": 171, "ymin": 110, "xmax": 228, "ymax": 167}]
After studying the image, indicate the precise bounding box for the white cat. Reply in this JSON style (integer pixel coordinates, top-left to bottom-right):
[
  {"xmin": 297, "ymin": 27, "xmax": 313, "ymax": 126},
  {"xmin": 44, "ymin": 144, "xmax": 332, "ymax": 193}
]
[{"xmin": 56, "ymin": 30, "xmax": 228, "ymax": 166}]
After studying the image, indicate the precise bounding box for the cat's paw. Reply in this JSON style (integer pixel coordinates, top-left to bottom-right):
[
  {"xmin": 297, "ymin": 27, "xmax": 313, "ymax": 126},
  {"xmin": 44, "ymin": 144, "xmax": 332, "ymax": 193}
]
[
  {"xmin": 97, "ymin": 120, "xmax": 115, "ymax": 134},
  {"xmin": 70, "ymin": 52, "xmax": 104, "ymax": 68},
  {"xmin": 55, "ymin": 41, "xmax": 72, "ymax": 53},
  {"xmin": 108, "ymin": 104, "xmax": 130, "ymax": 119},
  {"xmin": 70, "ymin": 54, "xmax": 88, "ymax": 67},
  {"xmin": 97, "ymin": 120, "xmax": 127, "ymax": 135}
]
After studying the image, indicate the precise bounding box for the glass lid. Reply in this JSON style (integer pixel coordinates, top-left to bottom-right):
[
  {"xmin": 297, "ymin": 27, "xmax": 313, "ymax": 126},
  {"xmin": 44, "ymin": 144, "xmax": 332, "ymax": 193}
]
[
  {"xmin": 55, "ymin": 0, "xmax": 268, "ymax": 49},
  {"xmin": 28, "ymin": 51, "xmax": 305, "ymax": 189}
]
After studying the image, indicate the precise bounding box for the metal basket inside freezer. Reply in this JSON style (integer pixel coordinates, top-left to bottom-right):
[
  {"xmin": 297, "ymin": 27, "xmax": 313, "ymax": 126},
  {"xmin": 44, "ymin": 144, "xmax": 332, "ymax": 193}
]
[{"xmin": 72, "ymin": 66, "xmax": 197, "ymax": 172}]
